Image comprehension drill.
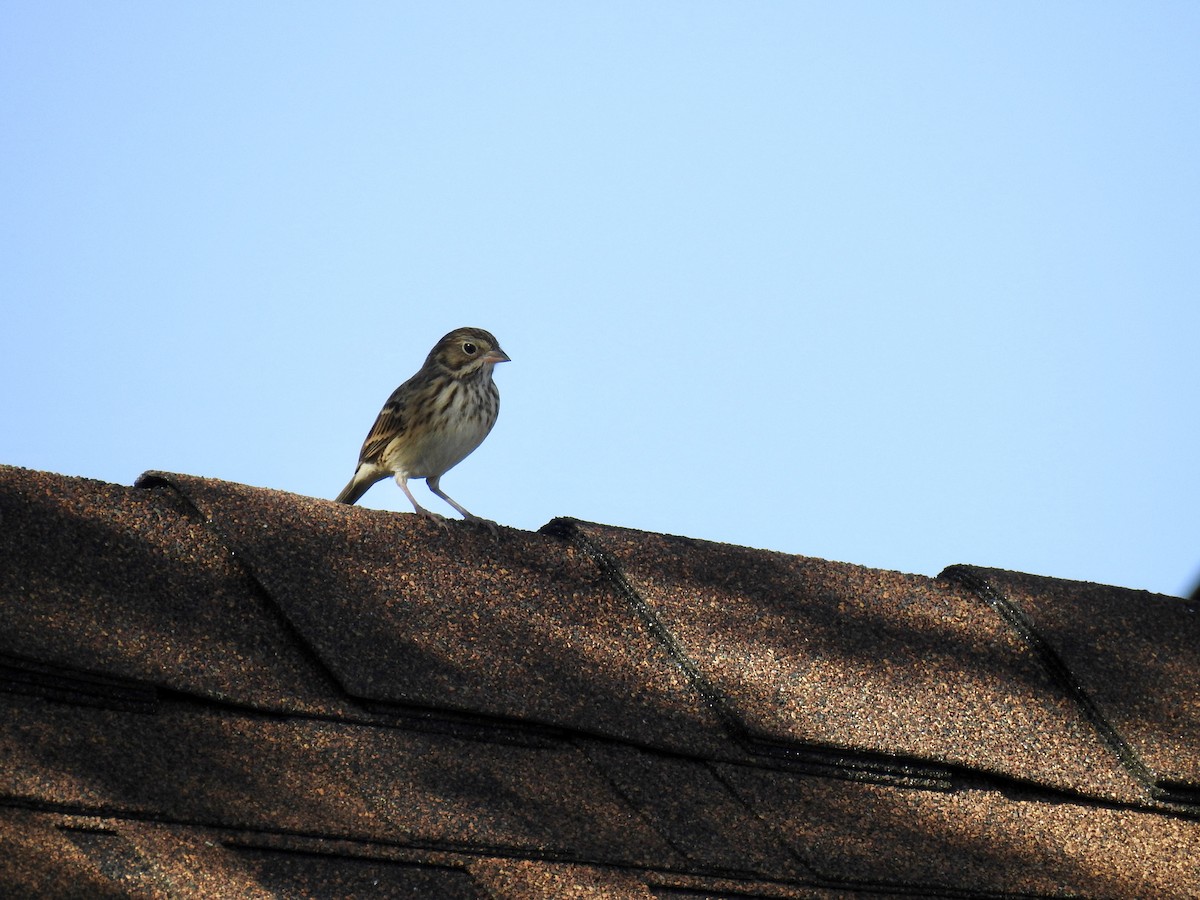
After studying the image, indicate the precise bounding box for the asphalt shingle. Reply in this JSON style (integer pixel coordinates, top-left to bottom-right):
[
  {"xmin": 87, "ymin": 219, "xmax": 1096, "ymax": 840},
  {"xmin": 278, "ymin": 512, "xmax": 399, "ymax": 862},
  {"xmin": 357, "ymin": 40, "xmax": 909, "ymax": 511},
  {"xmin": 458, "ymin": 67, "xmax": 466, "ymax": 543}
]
[
  {"xmin": 560, "ymin": 519, "xmax": 1146, "ymax": 802},
  {"xmin": 945, "ymin": 563, "xmax": 1200, "ymax": 803},
  {"xmin": 137, "ymin": 472, "xmax": 729, "ymax": 757},
  {"xmin": 3, "ymin": 464, "xmax": 1198, "ymax": 898},
  {"xmin": 0, "ymin": 467, "xmax": 343, "ymax": 716}
]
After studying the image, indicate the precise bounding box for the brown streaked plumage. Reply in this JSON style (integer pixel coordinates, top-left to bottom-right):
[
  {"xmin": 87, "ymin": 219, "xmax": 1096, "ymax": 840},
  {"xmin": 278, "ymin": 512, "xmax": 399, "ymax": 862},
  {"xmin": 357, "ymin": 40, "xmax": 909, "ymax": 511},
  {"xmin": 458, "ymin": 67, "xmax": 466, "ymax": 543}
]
[{"xmin": 335, "ymin": 327, "xmax": 509, "ymax": 522}]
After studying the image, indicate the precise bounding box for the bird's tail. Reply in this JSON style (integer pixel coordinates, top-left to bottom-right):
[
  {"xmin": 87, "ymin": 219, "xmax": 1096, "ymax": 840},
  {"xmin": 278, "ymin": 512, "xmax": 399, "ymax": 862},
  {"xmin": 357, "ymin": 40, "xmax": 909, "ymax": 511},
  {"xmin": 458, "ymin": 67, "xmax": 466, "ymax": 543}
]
[{"xmin": 335, "ymin": 466, "xmax": 383, "ymax": 505}]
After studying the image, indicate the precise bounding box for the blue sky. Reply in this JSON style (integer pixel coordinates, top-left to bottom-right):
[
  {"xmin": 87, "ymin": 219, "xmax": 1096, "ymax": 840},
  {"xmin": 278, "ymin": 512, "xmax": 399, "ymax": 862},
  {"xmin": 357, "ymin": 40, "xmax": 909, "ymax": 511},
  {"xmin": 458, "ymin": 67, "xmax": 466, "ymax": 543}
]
[{"xmin": 3, "ymin": 3, "xmax": 1198, "ymax": 597}]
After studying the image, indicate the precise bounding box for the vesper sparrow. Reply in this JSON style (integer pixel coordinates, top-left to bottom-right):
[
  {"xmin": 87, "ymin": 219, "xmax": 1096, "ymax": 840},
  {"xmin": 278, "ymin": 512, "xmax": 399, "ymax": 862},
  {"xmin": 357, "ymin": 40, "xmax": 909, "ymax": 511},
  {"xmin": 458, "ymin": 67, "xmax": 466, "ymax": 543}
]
[{"xmin": 335, "ymin": 327, "xmax": 510, "ymax": 522}]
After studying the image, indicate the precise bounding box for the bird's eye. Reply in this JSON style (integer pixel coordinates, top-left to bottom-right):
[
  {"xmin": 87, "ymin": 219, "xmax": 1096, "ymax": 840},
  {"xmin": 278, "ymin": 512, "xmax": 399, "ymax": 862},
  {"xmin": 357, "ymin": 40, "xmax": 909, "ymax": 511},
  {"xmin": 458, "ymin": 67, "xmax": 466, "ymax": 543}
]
[{"xmin": 462, "ymin": 342, "xmax": 478, "ymax": 355}]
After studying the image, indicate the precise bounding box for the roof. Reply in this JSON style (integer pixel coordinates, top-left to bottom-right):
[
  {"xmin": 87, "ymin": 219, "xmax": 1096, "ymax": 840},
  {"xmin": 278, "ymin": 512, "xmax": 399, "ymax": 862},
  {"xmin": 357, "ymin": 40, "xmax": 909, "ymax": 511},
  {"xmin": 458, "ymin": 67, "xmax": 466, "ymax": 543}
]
[{"xmin": 2, "ymin": 462, "xmax": 1198, "ymax": 898}]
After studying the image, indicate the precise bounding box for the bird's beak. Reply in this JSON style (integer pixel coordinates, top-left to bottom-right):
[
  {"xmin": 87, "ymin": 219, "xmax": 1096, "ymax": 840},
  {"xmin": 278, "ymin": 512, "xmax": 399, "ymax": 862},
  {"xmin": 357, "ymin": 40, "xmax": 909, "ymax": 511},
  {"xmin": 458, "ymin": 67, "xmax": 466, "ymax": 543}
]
[{"xmin": 484, "ymin": 349, "xmax": 511, "ymax": 364}]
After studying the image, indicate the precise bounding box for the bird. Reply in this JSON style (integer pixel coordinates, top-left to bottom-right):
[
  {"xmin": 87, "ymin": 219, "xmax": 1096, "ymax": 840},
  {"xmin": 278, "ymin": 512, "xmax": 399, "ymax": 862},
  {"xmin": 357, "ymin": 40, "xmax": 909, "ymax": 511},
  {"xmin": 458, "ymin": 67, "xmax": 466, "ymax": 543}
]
[{"xmin": 335, "ymin": 327, "xmax": 510, "ymax": 523}]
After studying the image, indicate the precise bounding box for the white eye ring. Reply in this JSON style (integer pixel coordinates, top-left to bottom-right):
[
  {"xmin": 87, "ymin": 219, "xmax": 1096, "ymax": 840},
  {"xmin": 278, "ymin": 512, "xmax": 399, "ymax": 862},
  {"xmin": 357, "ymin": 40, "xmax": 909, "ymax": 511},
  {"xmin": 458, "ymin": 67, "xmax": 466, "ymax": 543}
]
[{"xmin": 462, "ymin": 342, "xmax": 478, "ymax": 355}]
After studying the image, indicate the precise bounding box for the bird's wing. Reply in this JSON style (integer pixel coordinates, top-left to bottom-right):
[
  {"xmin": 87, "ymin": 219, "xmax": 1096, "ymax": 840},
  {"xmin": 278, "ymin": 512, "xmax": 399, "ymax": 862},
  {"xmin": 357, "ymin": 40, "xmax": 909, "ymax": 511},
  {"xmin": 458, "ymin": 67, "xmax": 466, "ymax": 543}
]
[{"xmin": 358, "ymin": 386, "xmax": 411, "ymax": 464}]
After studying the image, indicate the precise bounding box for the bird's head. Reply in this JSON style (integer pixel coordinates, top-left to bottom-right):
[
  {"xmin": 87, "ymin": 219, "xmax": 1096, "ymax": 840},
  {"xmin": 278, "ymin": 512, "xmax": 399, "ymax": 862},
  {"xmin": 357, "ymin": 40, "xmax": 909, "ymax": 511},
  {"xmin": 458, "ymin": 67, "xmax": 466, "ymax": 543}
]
[{"xmin": 428, "ymin": 327, "xmax": 510, "ymax": 377}]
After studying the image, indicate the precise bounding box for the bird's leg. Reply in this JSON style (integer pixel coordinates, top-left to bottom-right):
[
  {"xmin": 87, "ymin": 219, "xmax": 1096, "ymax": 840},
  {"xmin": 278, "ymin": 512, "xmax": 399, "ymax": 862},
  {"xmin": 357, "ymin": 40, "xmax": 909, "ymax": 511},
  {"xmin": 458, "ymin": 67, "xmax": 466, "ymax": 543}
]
[
  {"xmin": 427, "ymin": 476, "xmax": 498, "ymax": 534},
  {"xmin": 397, "ymin": 475, "xmax": 448, "ymax": 526},
  {"xmin": 425, "ymin": 475, "xmax": 474, "ymax": 518}
]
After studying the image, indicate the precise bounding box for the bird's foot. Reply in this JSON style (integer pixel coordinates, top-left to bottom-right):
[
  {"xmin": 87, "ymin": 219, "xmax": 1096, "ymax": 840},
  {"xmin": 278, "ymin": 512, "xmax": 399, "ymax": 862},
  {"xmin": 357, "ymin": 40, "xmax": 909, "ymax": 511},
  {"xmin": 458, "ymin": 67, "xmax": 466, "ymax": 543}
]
[
  {"xmin": 413, "ymin": 507, "xmax": 451, "ymax": 529},
  {"xmin": 463, "ymin": 514, "xmax": 500, "ymax": 537}
]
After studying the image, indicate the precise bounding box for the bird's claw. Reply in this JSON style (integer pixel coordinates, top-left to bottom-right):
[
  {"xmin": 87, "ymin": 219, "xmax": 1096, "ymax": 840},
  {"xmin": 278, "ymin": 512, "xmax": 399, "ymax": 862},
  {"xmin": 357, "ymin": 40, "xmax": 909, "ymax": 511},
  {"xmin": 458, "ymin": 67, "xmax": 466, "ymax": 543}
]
[
  {"xmin": 415, "ymin": 508, "xmax": 451, "ymax": 529},
  {"xmin": 464, "ymin": 514, "xmax": 500, "ymax": 537}
]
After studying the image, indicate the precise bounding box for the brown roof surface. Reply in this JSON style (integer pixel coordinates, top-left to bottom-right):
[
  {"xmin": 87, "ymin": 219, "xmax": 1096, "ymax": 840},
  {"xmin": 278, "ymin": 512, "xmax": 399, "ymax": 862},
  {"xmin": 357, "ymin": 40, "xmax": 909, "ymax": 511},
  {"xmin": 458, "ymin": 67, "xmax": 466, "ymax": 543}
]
[{"xmin": 2, "ymin": 462, "xmax": 1198, "ymax": 898}]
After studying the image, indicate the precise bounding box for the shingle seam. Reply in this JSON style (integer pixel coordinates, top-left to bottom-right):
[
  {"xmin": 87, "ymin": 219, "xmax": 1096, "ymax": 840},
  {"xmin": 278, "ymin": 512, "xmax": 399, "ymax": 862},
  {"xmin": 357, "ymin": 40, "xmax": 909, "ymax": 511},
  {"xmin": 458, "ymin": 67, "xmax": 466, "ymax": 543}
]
[
  {"xmin": 5, "ymin": 802, "xmax": 1044, "ymax": 900},
  {"xmin": 229, "ymin": 818, "xmax": 1070, "ymax": 900},
  {"xmin": 938, "ymin": 565, "xmax": 1159, "ymax": 800},
  {"xmin": 540, "ymin": 519, "xmax": 735, "ymax": 723},
  {"xmin": 644, "ymin": 873, "xmax": 1053, "ymax": 900},
  {"xmin": 132, "ymin": 472, "xmax": 358, "ymax": 703},
  {"xmin": 132, "ymin": 474, "xmax": 652, "ymax": 750},
  {"xmin": 701, "ymin": 763, "xmax": 1138, "ymax": 900},
  {"xmin": 542, "ymin": 519, "xmax": 956, "ymax": 791},
  {"xmin": 222, "ymin": 839, "xmax": 476, "ymax": 878},
  {"xmin": 222, "ymin": 832, "xmax": 825, "ymax": 890},
  {"xmin": 0, "ymin": 799, "xmax": 796, "ymax": 892},
  {"xmin": 578, "ymin": 744, "xmax": 819, "ymax": 884},
  {"xmin": 130, "ymin": 473, "xmax": 561, "ymax": 748},
  {"xmin": 0, "ymin": 651, "xmax": 157, "ymax": 713},
  {"xmin": 650, "ymin": 763, "xmax": 1063, "ymax": 900}
]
